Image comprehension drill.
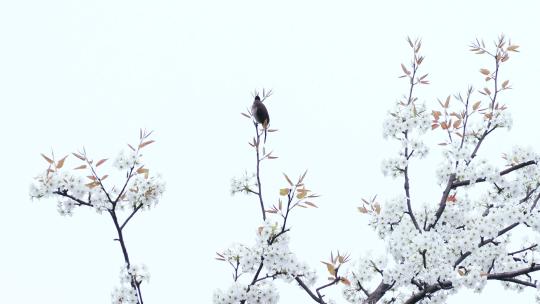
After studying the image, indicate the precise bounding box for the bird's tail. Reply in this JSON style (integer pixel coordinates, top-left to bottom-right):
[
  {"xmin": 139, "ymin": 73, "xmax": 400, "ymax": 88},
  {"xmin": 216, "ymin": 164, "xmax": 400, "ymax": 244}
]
[{"xmin": 264, "ymin": 128, "xmax": 267, "ymax": 144}]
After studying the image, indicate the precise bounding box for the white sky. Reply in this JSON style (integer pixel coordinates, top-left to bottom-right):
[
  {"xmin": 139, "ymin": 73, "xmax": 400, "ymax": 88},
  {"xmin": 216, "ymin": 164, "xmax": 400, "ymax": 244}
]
[{"xmin": 1, "ymin": 0, "xmax": 540, "ymax": 303}]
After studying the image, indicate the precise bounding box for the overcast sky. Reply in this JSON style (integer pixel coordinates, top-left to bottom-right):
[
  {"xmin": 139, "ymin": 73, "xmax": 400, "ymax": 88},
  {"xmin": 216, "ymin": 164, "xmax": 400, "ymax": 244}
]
[{"xmin": 1, "ymin": 0, "xmax": 540, "ymax": 303}]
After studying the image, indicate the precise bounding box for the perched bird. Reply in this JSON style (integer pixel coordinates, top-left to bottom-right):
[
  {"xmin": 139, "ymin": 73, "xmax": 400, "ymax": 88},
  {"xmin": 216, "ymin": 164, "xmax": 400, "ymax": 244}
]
[{"xmin": 251, "ymin": 95, "xmax": 270, "ymax": 143}]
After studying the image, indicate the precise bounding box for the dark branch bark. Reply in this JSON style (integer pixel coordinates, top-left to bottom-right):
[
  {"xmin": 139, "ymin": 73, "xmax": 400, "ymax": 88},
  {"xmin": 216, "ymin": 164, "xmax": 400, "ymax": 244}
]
[
  {"xmin": 488, "ymin": 264, "xmax": 540, "ymax": 280},
  {"xmin": 427, "ymin": 174, "xmax": 456, "ymax": 231},
  {"xmin": 508, "ymin": 244, "xmax": 538, "ymax": 256},
  {"xmin": 454, "ymin": 222, "xmax": 520, "ymax": 268},
  {"xmin": 109, "ymin": 209, "xmax": 143, "ymax": 303},
  {"xmin": 468, "ymin": 56, "xmax": 500, "ymax": 162},
  {"xmin": 316, "ymin": 277, "xmax": 340, "ymax": 300},
  {"xmin": 530, "ymin": 192, "xmax": 540, "ymax": 212},
  {"xmin": 120, "ymin": 203, "xmax": 143, "ymax": 231},
  {"xmin": 403, "ymin": 283, "xmax": 448, "ymax": 304},
  {"xmin": 402, "ymin": 50, "xmax": 421, "ymax": 233},
  {"xmin": 296, "ymin": 277, "xmax": 325, "ymax": 303},
  {"xmin": 364, "ymin": 282, "xmax": 393, "ymax": 304},
  {"xmin": 254, "ymin": 123, "xmax": 266, "ymax": 221},
  {"xmin": 451, "ymin": 160, "xmax": 537, "ymax": 189},
  {"xmin": 489, "ymin": 277, "xmax": 537, "ymax": 288},
  {"xmin": 402, "ymin": 264, "xmax": 540, "ymax": 304},
  {"xmin": 404, "ymin": 147, "xmax": 421, "ymax": 232},
  {"xmin": 53, "ymin": 190, "xmax": 93, "ymax": 207},
  {"xmin": 114, "ymin": 166, "xmax": 135, "ymax": 204}
]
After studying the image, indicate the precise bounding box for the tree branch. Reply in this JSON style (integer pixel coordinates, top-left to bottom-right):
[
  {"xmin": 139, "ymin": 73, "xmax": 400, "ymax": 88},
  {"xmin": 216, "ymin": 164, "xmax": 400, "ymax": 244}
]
[
  {"xmin": 427, "ymin": 174, "xmax": 456, "ymax": 231},
  {"xmin": 468, "ymin": 55, "xmax": 501, "ymax": 162},
  {"xmin": 109, "ymin": 209, "xmax": 143, "ymax": 303},
  {"xmin": 114, "ymin": 166, "xmax": 136, "ymax": 205},
  {"xmin": 254, "ymin": 123, "xmax": 266, "ymax": 221},
  {"xmin": 452, "ymin": 160, "xmax": 537, "ymax": 189},
  {"xmin": 316, "ymin": 277, "xmax": 340, "ymax": 300},
  {"xmin": 295, "ymin": 277, "xmax": 325, "ymax": 304},
  {"xmin": 120, "ymin": 203, "xmax": 143, "ymax": 231},
  {"xmin": 489, "ymin": 277, "xmax": 537, "ymax": 288},
  {"xmin": 364, "ymin": 281, "xmax": 393, "ymax": 304},
  {"xmin": 454, "ymin": 222, "xmax": 520, "ymax": 268},
  {"xmin": 488, "ymin": 264, "xmax": 540, "ymax": 280},
  {"xmin": 399, "ymin": 263, "xmax": 540, "ymax": 304},
  {"xmin": 402, "ymin": 44, "xmax": 421, "ymax": 233},
  {"xmin": 508, "ymin": 244, "xmax": 538, "ymax": 256},
  {"xmin": 53, "ymin": 190, "xmax": 93, "ymax": 207}
]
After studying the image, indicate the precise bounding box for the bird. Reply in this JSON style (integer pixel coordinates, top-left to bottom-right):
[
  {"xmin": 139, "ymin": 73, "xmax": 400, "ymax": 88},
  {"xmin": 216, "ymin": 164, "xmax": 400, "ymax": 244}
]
[{"xmin": 251, "ymin": 95, "xmax": 270, "ymax": 143}]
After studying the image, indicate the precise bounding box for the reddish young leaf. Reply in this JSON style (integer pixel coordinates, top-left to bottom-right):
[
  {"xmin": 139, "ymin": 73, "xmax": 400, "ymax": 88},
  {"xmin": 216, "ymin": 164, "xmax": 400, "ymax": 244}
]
[
  {"xmin": 139, "ymin": 140, "xmax": 155, "ymax": 148},
  {"xmin": 85, "ymin": 181, "xmax": 98, "ymax": 189},
  {"xmin": 283, "ymin": 173, "xmax": 293, "ymax": 186},
  {"xmin": 401, "ymin": 63, "xmax": 411, "ymax": 75},
  {"xmin": 373, "ymin": 202, "xmax": 381, "ymax": 214},
  {"xmin": 444, "ymin": 95, "xmax": 450, "ymax": 108},
  {"xmin": 432, "ymin": 110, "xmax": 441, "ymax": 121},
  {"xmin": 56, "ymin": 156, "xmax": 68, "ymax": 169},
  {"xmin": 304, "ymin": 201, "xmax": 318, "ymax": 208},
  {"xmin": 137, "ymin": 168, "xmax": 150, "ymax": 179},
  {"xmin": 326, "ymin": 263, "xmax": 336, "ymax": 276},
  {"xmin": 72, "ymin": 152, "xmax": 86, "ymax": 161},
  {"xmin": 298, "ymin": 169, "xmax": 308, "ymax": 185},
  {"xmin": 358, "ymin": 206, "xmax": 368, "ymax": 213},
  {"xmin": 41, "ymin": 153, "xmax": 54, "ymax": 164},
  {"xmin": 507, "ymin": 45, "xmax": 520, "ymax": 52},
  {"xmin": 447, "ymin": 194, "xmax": 457, "ymax": 203}
]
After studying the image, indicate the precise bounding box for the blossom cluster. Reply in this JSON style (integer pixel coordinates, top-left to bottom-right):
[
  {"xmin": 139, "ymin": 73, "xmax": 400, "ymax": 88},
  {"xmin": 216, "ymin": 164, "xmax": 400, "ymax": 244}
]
[
  {"xmin": 213, "ymin": 281, "xmax": 279, "ymax": 304},
  {"xmin": 381, "ymin": 101, "xmax": 431, "ymax": 178},
  {"xmin": 113, "ymin": 150, "xmax": 143, "ymax": 171},
  {"xmin": 111, "ymin": 287, "xmax": 138, "ymax": 304},
  {"xmin": 345, "ymin": 39, "xmax": 540, "ymax": 303},
  {"xmin": 350, "ymin": 129, "xmax": 540, "ymax": 298},
  {"xmin": 122, "ymin": 175, "xmax": 165, "ymax": 210},
  {"xmin": 382, "ymin": 101, "xmax": 432, "ymax": 139},
  {"xmin": 230, "ymin": 171, "xmax": 257, "ymax": 195},
  {"xmin": 111, "ymin": 263, "xmax": 150, "ymax": 304},
  {"xmin": 214, "ymin": 220, "xmax": 317, "ymax": 304},
  {"xmin": 29, "ymin": 149, "xmax": 165, "ymax": 215}
]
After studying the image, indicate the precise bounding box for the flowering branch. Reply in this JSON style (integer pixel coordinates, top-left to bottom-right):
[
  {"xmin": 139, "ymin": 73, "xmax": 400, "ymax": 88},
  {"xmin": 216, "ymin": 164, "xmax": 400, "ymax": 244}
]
[
  {"xmin": 31, "ymin": 130, "xmax": 163, "ymax": 304},
  {"xmin": 346, "ymin": 35, "xmax": 540, "ymax": 304},
  {"xmin": 402, "ymin": 38, "xmax": 423, "ymax": 233},
  {"xmin": 451, "ymin": 160, "xmax": 537, "ymax": 188},
  {"xmin": 215, "ymin": 92, "xmax": 349, "ymax": 304},
  {"xmin": 254, "ymin": 122, "xmax": 267, "ymax": 221}
]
